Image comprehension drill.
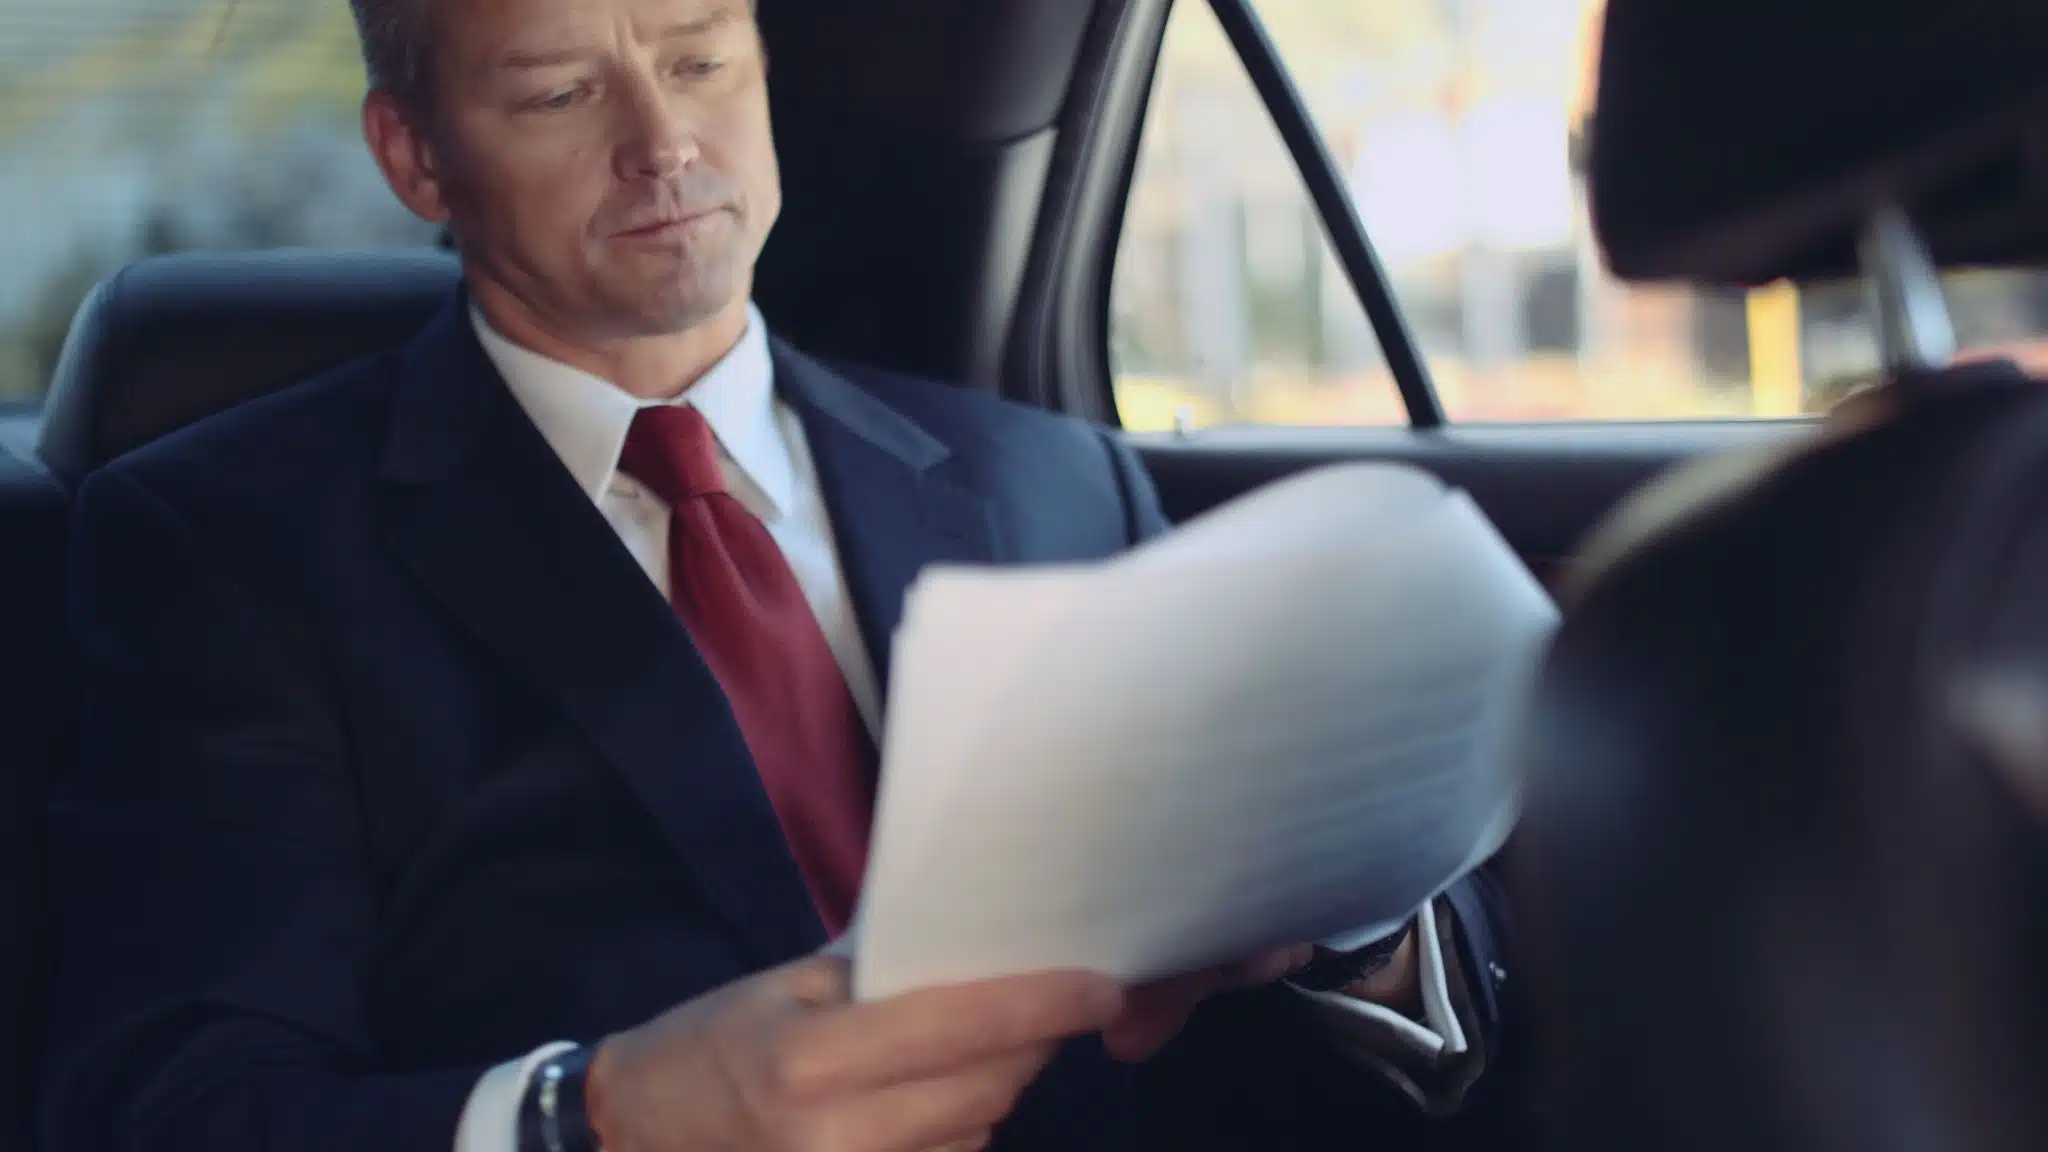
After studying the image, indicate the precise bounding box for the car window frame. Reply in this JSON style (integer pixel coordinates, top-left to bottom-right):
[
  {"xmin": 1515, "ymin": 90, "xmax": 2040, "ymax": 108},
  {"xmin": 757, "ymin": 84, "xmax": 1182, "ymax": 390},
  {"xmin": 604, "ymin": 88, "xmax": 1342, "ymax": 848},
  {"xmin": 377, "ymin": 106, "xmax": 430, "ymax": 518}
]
[{"xmin": 1027, "ymin": 0, "xmax": 1445, "ymax": 430}]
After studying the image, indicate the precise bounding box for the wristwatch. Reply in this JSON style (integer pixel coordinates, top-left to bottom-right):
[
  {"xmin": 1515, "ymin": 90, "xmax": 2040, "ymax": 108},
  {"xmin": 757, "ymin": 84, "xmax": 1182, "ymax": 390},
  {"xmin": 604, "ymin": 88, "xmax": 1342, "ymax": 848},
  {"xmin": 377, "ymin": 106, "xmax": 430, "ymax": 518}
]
[
  {"xmin": 1287, "ymin": 923, "xmax": 1411, "ymax": 993},
  {"xmin": 517, "ymin": 1045, "xmax": 600, "ymax": 1152}
]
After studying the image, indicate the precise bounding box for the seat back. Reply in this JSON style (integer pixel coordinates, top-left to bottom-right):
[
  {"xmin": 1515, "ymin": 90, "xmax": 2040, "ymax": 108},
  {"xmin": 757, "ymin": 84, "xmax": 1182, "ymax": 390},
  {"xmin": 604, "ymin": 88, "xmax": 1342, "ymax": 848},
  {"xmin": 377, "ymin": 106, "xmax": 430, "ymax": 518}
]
[
  {"xmin": 1518, "ymin": 0, "xmax": 2048, "ymax": 1147},
  {"xmin": 37, "ymin": 248, "xmax": 460, "ymax": 488},
  {"xmin": 1519, "ymin": 369, "xmax": 2048, "ymax": 1150},
  {"xmin": 1586, "ymin": 0, "xmax": 2048, "ymax": 284},
  {"xmin": 0, "ymin": 450, "xmax": 71, "ymax": 1152},
  {"xmin": 16, "ymin": 248, "xmax": 458, "ymax": 1151}
]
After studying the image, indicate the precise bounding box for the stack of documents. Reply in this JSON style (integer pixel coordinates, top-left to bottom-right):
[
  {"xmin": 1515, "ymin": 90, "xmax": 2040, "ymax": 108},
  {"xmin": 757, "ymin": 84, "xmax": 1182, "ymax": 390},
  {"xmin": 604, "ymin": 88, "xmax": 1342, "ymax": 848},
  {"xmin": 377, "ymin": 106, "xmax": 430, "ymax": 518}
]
[{"xmin": 849, "ymin": 463, "xmax": 1558, "ymax": 1001}]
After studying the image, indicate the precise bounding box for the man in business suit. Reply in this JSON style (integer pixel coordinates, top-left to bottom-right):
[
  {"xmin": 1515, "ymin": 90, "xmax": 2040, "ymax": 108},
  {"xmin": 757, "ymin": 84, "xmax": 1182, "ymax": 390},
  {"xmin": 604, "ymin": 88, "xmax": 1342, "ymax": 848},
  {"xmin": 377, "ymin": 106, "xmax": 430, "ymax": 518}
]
[{"xmin": 43, "ymin": 0, "xmax": 1519, "ymax": 1148}]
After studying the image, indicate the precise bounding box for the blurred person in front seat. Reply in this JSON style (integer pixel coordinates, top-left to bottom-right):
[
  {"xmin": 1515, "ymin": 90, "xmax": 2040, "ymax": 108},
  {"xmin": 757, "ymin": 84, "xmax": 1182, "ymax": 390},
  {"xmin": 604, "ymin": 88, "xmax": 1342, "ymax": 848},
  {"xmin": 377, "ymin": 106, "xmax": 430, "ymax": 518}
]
[{"xmin": 41, "ymin": 0, "xmax": 1520, "ymax": 1149}]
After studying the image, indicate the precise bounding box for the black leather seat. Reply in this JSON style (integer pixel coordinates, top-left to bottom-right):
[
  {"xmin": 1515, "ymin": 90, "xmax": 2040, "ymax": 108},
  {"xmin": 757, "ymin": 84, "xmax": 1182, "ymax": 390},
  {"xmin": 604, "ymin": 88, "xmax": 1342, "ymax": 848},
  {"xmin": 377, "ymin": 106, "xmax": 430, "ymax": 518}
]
[
  {"xmin": 37, "ymin": 247, "xmax": 460, "ymax": 488},
  {"xmin": 1586, "ymin": 0, "xmax": 2048, "ymax": 284},
  {"xmin": 5, "ymin": 248, "xmax": 458, "ymax": 1152},
  {"xmin": 0, "ymin": 449, "xmax": 72, "ymax": 1152},
  {"xmin": 1517, "ymin": 0, "xmax": 2048, "ymax": 1148}
]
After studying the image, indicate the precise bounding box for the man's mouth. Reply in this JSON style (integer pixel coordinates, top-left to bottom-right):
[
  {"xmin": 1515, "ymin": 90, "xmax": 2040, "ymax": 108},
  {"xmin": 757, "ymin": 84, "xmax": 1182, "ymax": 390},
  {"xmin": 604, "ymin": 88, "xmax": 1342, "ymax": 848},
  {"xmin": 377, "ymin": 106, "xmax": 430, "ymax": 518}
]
[{"xmin": 613, "ymin": 207, "xmax": 728, "ymax": 240}]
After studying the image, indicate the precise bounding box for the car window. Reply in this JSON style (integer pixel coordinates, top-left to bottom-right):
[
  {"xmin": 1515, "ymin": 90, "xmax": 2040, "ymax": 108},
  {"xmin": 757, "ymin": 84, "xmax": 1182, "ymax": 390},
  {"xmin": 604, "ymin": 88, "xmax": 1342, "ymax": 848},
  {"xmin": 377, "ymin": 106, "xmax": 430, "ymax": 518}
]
[
  {"xmin": 1110, "ymin": 0, "xmax": 2048, "ymax": 431},
  {"xmin": 0, "ymin": 0, "xmax": 432, "ymax": 401}
]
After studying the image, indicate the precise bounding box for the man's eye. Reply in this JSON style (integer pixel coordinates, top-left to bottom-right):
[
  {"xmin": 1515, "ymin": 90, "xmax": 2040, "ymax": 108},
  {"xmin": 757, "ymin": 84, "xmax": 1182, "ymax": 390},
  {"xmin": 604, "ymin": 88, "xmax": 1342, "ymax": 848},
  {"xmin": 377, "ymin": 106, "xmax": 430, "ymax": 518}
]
[
  {"xmin": 674, "ymin": 57, "xmax": 727, "ymax": 79},
  {"xmin": 526, "ymin": 87, "xmax": 585, "ymax": 112}
]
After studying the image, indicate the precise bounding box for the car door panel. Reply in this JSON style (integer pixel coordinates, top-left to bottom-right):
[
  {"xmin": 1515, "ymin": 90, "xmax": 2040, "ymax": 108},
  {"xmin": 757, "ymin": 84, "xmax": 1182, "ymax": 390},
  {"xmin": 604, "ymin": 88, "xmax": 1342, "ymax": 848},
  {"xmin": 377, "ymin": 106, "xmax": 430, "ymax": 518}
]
[{"xmin": 1132, "ymin": 421, "xmax": 1805, "ymax": 587}]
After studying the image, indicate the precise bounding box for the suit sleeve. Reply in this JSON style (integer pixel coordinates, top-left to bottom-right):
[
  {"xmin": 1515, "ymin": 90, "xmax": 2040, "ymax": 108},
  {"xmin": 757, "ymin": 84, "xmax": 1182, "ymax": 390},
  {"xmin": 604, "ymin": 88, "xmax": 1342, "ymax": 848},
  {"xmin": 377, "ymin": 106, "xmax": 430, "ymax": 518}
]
[
  {"xmin": 1099, "ymin": 427, "xmax": 1173, "ymax": 543},
  {"xmin": 1096, "ymin": 428, "xmax": 1529, "ymax": 1143},
  {"xmin": 42, "ymin": 465, "xmax": 490, "ymax": 1152}
]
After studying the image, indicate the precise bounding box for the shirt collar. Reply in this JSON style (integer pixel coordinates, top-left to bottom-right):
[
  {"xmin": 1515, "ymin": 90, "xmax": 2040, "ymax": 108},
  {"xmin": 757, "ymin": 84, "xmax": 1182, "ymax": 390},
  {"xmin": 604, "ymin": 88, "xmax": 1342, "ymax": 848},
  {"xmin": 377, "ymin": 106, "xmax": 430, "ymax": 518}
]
[{"xmin": 470, "ymin": 302, "xmax": 793, "ymax": 517}]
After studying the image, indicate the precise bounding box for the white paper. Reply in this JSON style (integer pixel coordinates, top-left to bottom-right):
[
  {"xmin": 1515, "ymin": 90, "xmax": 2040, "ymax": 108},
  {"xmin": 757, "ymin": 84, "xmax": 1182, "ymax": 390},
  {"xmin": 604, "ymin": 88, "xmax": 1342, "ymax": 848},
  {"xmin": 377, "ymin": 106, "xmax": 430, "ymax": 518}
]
[{"xmin": 849, "ymin": 462, "xmax": 1558, "ymax": 1001}]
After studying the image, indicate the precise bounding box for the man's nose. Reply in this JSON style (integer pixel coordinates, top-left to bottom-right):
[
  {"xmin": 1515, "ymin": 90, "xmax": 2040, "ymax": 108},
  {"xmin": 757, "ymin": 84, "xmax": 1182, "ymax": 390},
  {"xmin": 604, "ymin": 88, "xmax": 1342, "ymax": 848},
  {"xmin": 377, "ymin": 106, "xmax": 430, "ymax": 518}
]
[{"xmin": 615, "ymin": 80, "xmax": 699, "ymax": 181}]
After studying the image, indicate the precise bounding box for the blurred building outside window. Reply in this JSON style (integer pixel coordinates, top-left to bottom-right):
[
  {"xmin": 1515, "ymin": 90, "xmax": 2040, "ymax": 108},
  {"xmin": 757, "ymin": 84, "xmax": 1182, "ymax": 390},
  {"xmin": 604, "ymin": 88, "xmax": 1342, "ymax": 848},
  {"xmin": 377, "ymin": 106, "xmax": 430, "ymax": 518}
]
[{"xmin": 1110, "ymin": 0, "xmax": 2048, "ymax": 431}]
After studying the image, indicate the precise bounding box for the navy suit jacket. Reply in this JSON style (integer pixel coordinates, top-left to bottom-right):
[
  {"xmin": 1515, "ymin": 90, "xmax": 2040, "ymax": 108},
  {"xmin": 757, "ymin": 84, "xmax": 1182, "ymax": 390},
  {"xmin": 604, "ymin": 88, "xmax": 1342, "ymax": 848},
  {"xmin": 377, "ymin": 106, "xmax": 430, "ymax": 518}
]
[{"xmin": 43, "ymin": 296, "xmax": 1522, "ymax": 1151}]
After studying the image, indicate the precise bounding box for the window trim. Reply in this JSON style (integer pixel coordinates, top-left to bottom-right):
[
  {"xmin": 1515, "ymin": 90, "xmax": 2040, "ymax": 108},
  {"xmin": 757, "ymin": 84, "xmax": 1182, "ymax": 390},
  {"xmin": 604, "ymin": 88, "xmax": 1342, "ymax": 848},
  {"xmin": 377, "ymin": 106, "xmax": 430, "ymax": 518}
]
[
  {"xmin": 1024, "ymin": 0, "xmax": 1445, "ymax": 429},
  {"xmin": 1202, "ymin": 0, "xmax": 1443, "ymax": 428},
  {"xmin": 1005, "ymin": 0, "xmax": 1174, "ymax": 424}
]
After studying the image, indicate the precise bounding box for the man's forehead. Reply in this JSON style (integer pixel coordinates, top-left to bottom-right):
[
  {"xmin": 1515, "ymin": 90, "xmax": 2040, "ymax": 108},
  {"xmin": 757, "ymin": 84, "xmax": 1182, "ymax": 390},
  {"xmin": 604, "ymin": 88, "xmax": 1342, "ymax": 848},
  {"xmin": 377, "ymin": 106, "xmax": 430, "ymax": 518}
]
[{"xmin": 442, "ymin": 0, "xmax": 749, "ymax": 62}]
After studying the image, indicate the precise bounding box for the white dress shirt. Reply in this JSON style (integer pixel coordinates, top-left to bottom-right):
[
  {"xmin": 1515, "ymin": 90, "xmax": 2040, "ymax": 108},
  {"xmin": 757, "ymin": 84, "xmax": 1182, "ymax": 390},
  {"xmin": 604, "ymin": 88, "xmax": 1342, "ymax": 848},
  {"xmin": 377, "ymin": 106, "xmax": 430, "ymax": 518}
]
[{"xmin": 452, "ymin": 305, "xmax": 1479, "ymax": 1150}]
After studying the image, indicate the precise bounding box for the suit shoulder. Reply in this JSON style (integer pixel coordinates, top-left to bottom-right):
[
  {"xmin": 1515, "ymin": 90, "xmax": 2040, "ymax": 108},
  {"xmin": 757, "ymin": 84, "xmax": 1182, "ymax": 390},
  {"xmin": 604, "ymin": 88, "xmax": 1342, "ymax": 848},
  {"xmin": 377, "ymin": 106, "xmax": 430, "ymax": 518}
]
[
  {"xmin": 94, "ymin": 348, "xmax": 401, "ymax": 516},
  {"xmin": 818, "ymin": 356, "xmax": 1163, "ymax": 546},
  {"xmin": 826, "ymin": 358, "xmax": 1116, "ymax": 456}
]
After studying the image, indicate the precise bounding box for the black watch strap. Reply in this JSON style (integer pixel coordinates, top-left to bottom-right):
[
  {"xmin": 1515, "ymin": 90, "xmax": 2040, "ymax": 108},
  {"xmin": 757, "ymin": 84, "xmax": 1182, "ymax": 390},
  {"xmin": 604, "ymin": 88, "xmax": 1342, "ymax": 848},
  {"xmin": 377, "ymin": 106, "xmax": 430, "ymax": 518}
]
[
  {"xmin": 1288, "ymin": 923, "xmax": 1410, "ymax": 993},
  {"xmin": 517, "ymin": 1045, "xmax": 600, "ymax": 1152}
]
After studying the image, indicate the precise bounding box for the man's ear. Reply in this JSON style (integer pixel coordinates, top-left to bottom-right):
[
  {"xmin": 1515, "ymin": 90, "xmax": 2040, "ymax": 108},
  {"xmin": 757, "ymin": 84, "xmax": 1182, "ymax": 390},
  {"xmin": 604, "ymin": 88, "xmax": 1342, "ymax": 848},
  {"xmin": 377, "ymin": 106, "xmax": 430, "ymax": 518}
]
[{"xmin": 362, "ymin": 90, "xmax": 451, "ymax": 226}]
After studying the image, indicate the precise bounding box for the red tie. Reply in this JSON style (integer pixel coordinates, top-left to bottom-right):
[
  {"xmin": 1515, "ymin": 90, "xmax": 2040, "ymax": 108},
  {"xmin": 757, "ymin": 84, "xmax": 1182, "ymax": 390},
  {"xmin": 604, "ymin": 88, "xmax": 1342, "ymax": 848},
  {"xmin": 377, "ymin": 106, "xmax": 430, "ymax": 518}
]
[{"xmin": 618, "ymin": 405, "xmax": 876, "ymax": 934}]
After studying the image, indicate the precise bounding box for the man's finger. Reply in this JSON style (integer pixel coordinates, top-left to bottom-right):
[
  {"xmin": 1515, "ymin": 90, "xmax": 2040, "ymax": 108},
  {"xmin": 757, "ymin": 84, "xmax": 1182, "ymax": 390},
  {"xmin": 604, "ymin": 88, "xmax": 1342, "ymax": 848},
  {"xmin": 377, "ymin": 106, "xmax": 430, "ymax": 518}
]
[
  {"xmin": 1101, "ymin": 1003, "xmax": 1194, "ymax": 1063},
  {"xmin": 782, "ymin": 969, "xmax": 1123, "ymax": 1093},
  {"xmin": 1101, "ymin": 944, "xmax": 1318, "ymax": 1063},
  {"xmin": 773, "ymin": 954, "xmax": 856, "ymax": 1007},
  {"xmin": 1100, "ymin": 972, "xmax": 1217, "ymax": 1063},
  {"xmin": 806, "ymin": 1042, "xmax": 1057, "ymax": 1152}
]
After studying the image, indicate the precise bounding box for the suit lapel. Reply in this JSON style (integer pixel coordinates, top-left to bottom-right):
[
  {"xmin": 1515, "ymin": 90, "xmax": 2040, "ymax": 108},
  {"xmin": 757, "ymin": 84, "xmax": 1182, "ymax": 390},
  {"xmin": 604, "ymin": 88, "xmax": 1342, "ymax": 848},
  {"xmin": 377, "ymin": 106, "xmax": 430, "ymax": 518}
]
[
  {"xmin": 772, "ymin": 342, "xmax": 998, "ymax": 700},
  {"xmin": 375, "ymin": 298, "xmax": 827, "ymax": 963}
]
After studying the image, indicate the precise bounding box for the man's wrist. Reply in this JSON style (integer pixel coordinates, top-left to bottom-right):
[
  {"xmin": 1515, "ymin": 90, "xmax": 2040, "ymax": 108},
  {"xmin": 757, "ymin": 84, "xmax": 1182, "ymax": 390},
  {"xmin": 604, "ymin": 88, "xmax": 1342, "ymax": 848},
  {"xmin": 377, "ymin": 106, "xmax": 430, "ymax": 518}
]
[
  {"xmin": 1289, "ymin": 922, "xmax": 1412, "ymax": 993},
  {"xmin": 518, "ymin": 1044, "xmax": 600, "ymax": 1152},
  {"xmin": 1337, "ymin": 925, "xmax": 1422, "ymax": 1014}
]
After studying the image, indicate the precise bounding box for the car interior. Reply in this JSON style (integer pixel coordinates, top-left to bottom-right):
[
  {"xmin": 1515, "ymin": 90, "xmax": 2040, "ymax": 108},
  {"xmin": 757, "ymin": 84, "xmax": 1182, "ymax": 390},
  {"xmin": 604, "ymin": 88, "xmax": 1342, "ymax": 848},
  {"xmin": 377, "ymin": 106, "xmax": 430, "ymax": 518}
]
[
  {"xmin": 1515, "ymin": 0, "xmax": 2048, "ymax": 1148},
  {"xmin": 2, "ymin": 0, "xmax": 2045, "ymax": 1147}
]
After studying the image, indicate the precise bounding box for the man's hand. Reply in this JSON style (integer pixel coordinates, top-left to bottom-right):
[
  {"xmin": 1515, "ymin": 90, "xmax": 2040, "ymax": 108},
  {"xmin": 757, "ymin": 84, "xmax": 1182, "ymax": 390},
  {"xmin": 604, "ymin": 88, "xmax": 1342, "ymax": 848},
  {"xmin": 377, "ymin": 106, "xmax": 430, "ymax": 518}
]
[
  {"xmin": 1100, "ymin": 944, "xmax": 1317, "ymax": 1062},
  {"xmin": 586, "ymin": 955, "xmax": 1126, "ymax": 1152}
]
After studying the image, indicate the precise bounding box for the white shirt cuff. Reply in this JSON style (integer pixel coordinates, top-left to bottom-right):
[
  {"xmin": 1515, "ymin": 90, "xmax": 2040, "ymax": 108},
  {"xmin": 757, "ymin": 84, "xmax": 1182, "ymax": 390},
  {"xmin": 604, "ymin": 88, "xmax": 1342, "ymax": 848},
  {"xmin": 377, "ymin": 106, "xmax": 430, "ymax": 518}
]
[
  {"xmin": 1295, "ymin": 899, "xmax": 1465, "ymax": 1064},
  {"xmin": 1290, "ymin": 897, "xmax": 1494, "ymax": 1114},
  {"xmin": 453, "ymin": 1041, "xmax": 579, "ymax": 1152}
]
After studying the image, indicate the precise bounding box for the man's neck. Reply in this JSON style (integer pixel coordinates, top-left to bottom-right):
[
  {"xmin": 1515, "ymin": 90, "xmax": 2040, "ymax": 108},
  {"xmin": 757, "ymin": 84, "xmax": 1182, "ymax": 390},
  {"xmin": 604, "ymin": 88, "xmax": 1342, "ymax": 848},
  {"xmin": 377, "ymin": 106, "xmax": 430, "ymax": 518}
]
[{"xmin": 467, "ymin": 276, "xmax": 751, "ymax": 402}]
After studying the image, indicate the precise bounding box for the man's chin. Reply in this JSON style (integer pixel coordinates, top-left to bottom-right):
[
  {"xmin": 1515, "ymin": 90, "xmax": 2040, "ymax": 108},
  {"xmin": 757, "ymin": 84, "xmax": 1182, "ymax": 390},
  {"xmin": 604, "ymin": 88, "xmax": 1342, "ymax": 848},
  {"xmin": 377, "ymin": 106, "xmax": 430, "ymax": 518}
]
[
  {"xmin": 607, "ymin": 284, "xmax": 745, "ymax": 339},
  {"xmin": 580, "ymin": 245, "xmax": 749, "ymax": 336}
]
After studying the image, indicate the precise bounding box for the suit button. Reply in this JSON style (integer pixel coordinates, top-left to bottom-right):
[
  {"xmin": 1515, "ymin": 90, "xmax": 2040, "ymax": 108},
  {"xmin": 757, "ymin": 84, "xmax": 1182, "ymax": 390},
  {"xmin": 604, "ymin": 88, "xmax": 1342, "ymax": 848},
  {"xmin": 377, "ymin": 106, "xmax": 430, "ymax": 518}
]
[{"xmin": 1489, "ymin": 963, "xmax": 1507, "ymax": 985}]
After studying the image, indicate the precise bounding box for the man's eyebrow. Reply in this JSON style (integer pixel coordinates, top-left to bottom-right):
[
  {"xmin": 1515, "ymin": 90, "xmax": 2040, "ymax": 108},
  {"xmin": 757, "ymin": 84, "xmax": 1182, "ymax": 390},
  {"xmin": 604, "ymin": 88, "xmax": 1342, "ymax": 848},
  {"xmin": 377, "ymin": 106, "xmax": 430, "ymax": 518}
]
[
  {"xmin": 658, "ymin": 10, "xmax": 737, "ymax": 39},
  {"xmin": 498, "ymin": 46, "xmax": 596, "ymax": 70},
  {"xmin": 496, "ymin": 11, "xmax": 737, "ymax": 69}
]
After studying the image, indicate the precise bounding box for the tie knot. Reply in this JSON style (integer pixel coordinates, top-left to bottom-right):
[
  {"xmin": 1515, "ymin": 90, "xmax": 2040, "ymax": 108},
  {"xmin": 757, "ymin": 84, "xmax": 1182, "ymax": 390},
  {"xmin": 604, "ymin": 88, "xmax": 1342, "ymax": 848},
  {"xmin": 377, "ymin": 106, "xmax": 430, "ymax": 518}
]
[{"xmin": 619, "ymin": 405, "xmax": 727, "ymax": 506}]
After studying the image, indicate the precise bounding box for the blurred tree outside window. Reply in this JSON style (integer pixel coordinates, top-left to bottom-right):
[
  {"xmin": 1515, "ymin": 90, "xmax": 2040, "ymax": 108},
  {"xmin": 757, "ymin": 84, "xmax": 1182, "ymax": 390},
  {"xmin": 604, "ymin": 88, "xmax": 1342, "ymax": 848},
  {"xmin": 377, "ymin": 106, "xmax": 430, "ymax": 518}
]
[{"xmin": 0, "ymin": 0, "xmax": 432, "ymax": 400}]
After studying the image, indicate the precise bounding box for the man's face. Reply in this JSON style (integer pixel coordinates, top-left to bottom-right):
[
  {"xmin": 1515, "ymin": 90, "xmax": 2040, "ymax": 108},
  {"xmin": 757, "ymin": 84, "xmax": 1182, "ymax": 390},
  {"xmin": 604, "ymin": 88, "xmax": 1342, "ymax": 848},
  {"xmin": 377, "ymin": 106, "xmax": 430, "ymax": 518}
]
[{"xmin": 373, "ymin": 0, "xmax": 778, "ymax": 342}]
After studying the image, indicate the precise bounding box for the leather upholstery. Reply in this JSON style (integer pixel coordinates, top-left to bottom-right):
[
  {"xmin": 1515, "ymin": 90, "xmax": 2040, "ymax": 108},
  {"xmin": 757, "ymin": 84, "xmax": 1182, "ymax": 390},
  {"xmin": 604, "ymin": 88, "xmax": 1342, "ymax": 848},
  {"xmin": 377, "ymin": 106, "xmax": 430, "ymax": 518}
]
[
  {"xmin": 1517, "ymin": 367, "xmax": 2048, "ymax": 1151},
  {"xmin": 1532, "ymin": 2, "xmax": 2048, "ymax": 1143},
  {"xmin": 1587, "ymin": 0, "xmax": 2048, "ymax": 284},
  {"xmin": 0, "ymin": 451, "xmax": 70, "ymax": 1152},
  {"xmin": 16, "ymin": 249, "xmax": 455, "ymax": 1151},
  {"xmin": 37, "ymin": 248, "xmax": 458, "ymax": 488}
]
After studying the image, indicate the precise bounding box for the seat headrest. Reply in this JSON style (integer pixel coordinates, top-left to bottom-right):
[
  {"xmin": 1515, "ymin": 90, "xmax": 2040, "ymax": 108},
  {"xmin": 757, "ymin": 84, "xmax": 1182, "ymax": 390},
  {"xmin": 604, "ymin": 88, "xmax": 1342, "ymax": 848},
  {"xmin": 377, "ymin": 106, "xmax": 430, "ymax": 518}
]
[
  {"xmin": 1518, "ymin": 373, "xmax": 2048, "ymax": 1149},
  {"xmin": 36, "ymin": 248, "xmax": 460, "ymax": 487},
  {"xmin": 1588, "ymin": 0, "xmax": 2048, "ymax": 285}
]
